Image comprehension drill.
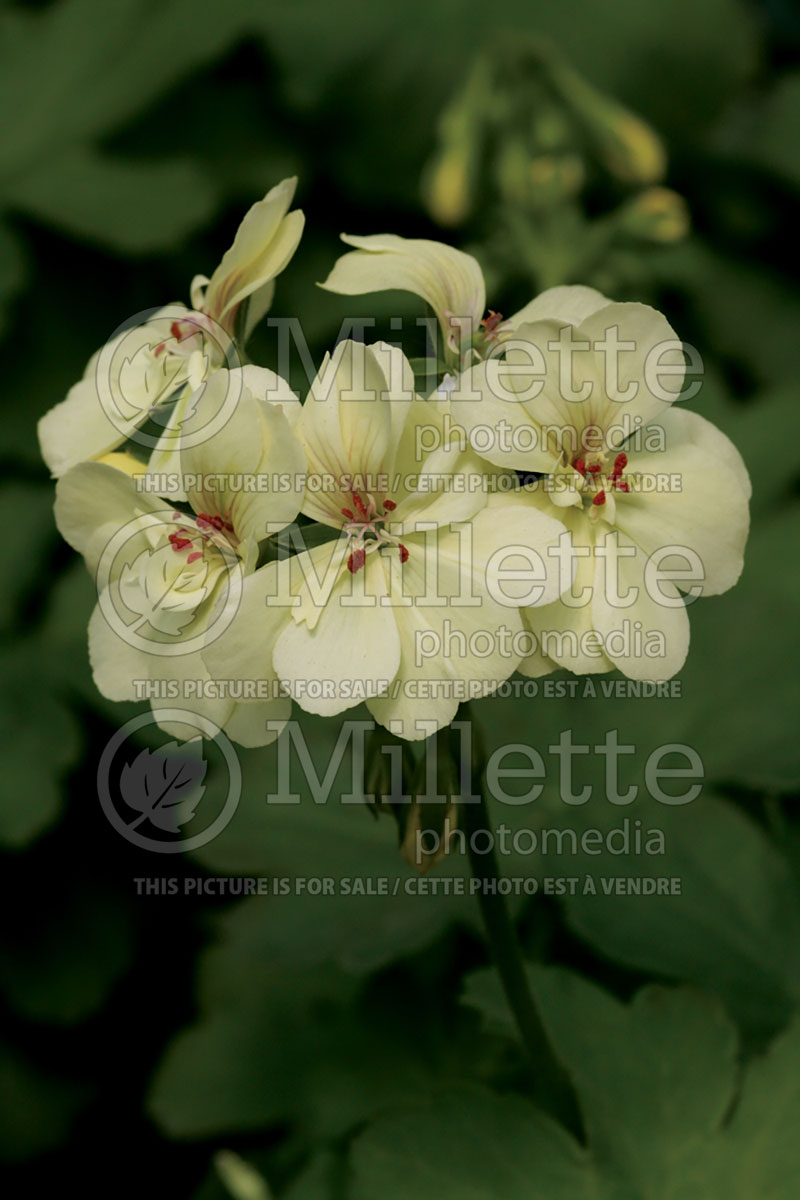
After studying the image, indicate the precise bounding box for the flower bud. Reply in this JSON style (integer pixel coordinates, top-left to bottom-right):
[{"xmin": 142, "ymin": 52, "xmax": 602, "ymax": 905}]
[
  {"xmin": 548, "ymin": 58, "xmax": 666, "ymax": 184},
  {"xmin": 617, "ymin": 187, "xmax": 690, "ymax": 243},
  {"xmin": 399, "ymin": 727, "xmax": 464, "ymax": 872},
  {"xmin": 423, "ymin": 143, "xmax": 476, "ymax": 227}
]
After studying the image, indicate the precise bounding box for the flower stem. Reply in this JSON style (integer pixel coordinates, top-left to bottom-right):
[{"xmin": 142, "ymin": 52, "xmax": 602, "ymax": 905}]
[{"xmin": 462, "ymin": 789, "xmax": 580, "ymax": 1126}]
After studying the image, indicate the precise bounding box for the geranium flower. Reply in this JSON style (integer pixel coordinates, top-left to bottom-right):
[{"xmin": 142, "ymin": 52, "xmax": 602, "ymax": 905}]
[
  {"xmin": 53, "ymin": 367, "xmax": 305, "ymax": 745},
  {"xmin": 447, "ymin": 288, "xmax": 751, "ymax": 679},
  {"xmin": 38, "ymin": 178, "xmax": 304, "ymax": 482},
  {"xmin": 204, "ymin": 339, "xmax": 570, "ymax": 739}
]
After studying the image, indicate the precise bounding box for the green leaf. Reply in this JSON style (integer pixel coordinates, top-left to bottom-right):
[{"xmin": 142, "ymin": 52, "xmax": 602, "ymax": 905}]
[
  {"xmin": 148, "ymin": 960, "xmax": 475, "ymax": 1140},
  {"xmin": 5, "ymin": 149, "xmax": 217, "ymax": 253},
  {"xmin": 561, "ymin": 793, "xmax": 800, "ymax": 1034},
  {"xmin": 351, "ymin": 1085, "xmax": 592, "ymax": 1199},
  {"xmin": 0, "ymin": 0, "xmax": 268, "ymax": 252},
  {"xmin": 356, "ymin": 972, "xmax": 800, "ymax": 1197}
]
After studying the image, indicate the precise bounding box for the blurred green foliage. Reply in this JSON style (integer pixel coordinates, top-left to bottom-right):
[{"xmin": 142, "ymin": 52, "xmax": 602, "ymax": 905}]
[{"xmin": 1, "ymin": 0, "xmax": 799, "ymax": 1195}]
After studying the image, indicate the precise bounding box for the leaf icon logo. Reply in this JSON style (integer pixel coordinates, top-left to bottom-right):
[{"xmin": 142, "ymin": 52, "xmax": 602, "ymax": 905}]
[
  {"xmin": 112, "ymin": 342, "xmax": 185, "ymax": 421},
  {"xmin": 118, "ymin": 543, "xmax": 211, "ymax": 637},
  {"xmin": 119, "ymin": 740, "xmax": 208, "ymax": 834}
]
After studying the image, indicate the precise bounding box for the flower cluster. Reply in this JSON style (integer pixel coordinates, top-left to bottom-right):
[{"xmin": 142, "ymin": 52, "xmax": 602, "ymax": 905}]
[{"xmin": 40, "ymin": 180, "xmax": 750, "ymax": 747}]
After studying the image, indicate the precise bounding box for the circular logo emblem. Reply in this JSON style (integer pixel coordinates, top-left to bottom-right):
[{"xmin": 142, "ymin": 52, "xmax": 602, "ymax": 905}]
[
  {"xmin": 94, "ymin": 507, "xmax": 243, "ymax": 657},
  {"xmin": 97, "ymin": 708, "xmax": 241, "ymax": 852},
  {"xmin": 94, "ymin": 305, "xmax": 242, "ymax": 451}
]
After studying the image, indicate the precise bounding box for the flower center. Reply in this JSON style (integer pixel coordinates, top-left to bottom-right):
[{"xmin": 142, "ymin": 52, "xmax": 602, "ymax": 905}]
[
  {"xmin": 572, "ymin": 452, "xmax": 630, "ymax": 514},
  {"xmin": 153, "ymin": 314, "xmax": 214, "ymax": 360},
  {"xmin": 340, "ymin": 491, "xmax": 409, "ymax": 574},
  {"xmin": 167, "ymin": 510, "xmax": 237, "ymax": 564}
]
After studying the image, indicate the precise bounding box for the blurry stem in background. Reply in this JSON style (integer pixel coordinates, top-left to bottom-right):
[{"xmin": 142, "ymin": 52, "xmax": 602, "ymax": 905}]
[{"xmin": 462, "ymin": 787, "xmax": 580, "ymax": 1127}]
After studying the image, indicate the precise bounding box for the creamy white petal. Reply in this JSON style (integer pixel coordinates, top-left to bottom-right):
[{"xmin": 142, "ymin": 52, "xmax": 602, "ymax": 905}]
[
  {"xmin": 273, "ymin": 553, "xmax": 401, "ymax": 717},
  {"xmin": 222, "ymin": 698, "xmax": 291, "ymax": 748},
  {"xmin": 448, "ymin": 356, "xmax": 559, "ymax": 473},
  {"xmin": 54, "ymin": 462, "xmax": 161, "ymax": 576},
  {"xmin": 88, "ymin": 597, "xmax": 147, "ymax": 701},
  {"xmin": 505, "ymin": 284, "xmax": 610, "ymax": 333},
  {"xmin": 320, "ymin": 233, "xmax": 486, "ymax": 347},
  {"xmin": 575, "ymin": 301, "xmax": 685, "ymax": 436},
  {"xmin": 520, "ymin": 503, "xmax": 614, "ymax": 675},
  {"xmin": 299, "ymin": 340, "xmax": 395, "ymax": 525},
  {"xmin": 367, "ymin": 535, "xmax": 525, "ymax": 739},
  {"xmin": 592, "ymin": 528, "xmax": 689, "ymax": 681},
  {"xmin": 238, "ymin": 364, "xmax": 303, "ymax": 428},
  {"xmin": 203, "ymin": 178, "xmax": 304, "ymax": 324},
  {"xmin": 452, "ymin": 497, "xmax": 571, "ymax": 608},
  {"xmin": 39, "ymin": 373, "xmax": 132, "ymax": 477},
  {"xmin": 202, "ymin": 558, "xmax": 294, "ymax": 685},
  {"xmin": 391, "ymin": 441, "xmax": 488, "ymax": 532},
  {"xmin": 617, "ymin": 406, "xmax": 750, "ymax": 596},
  {"xmin": 180, "ymin": 369, "xmax": 305, "ymax": 555}
]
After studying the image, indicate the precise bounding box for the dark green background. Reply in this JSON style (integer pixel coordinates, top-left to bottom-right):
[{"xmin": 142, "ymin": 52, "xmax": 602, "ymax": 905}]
[{"xmin": 1, "ymin": 0, "xmax": 799, "ymax": 1195}]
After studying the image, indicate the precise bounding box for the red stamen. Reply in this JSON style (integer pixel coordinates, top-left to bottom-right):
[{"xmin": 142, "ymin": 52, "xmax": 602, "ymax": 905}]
[
  {"xmin": 587, "ymin": 463, "xmax": 601, "ymax": 475},
  {"xmin": 573, "ymin": 458, "xmax": 586, "ymax": 476},
  {"xmin": 480, "ymin": 309, "xmax": 504, "ymax": 334},
  {"xmin": 347, "ymin": 548, "xmax": 366, "ymax": 574},
  {"xmin": 592, "ymin": 490, "xmax": 606, "ymax": 506},
  {"xmin": 170, "ymin": 320, "xmax": 185, "ymax": 341},
  {"xmin": 341, "ymin": 507, "xmax": 355, "ymax": 520},
  {"xmin": 398, "ymin": 543, "xmax": 409, "ymax": 564},
  {"xmin": 383, "ymin": 498, "xmax": 396, "ymax": 511},
  {"xmin": 187, "ymin": 551, "xmax": 203, "ymax": 563},
  {"xmin": 614, "ymin": 481, "xmax": 630, "ymax": 492},
  {"xmin": 613, "ymin": 452, "xmax": 628, "ymax": 474},
  {"xmin": 352, "ymin": 492, "xmax": 369, "ymax": 520}
]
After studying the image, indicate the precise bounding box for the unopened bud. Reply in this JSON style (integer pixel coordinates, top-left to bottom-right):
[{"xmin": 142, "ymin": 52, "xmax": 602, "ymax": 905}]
[
  {"xmin": 618, "ymin": 187, "xmax": 690, "ymax": 243},
  {"xmin": 423, "ymin": 144, "xmax": 475, "ymax": 227},
  {"xmin": 548, "ymin": 58, "xmax": 666, "ymax": 185}
]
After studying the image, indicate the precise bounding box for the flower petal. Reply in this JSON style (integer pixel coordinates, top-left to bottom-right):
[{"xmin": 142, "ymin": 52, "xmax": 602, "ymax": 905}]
[
  {"xmin": 520, "ymin": 503, "xmax": 614, "ymax": 675},
  {"xmin": 221, "ymin": 698, "xmax": 291, "ymax": 748},
  {"xmin": 367, "ymin": 532, "xmax": 525, "ymax": 739},
  {"xmin": 505, "ymin": 284, "xmax": 610, "ymax": 333},
  {"xmin": 273, "ymin": 553, "xmax": 401, "ymax": 717},
  {"xmin": 592, "ymin": 528, "xmax": 689, "ymax": 681},
  {"xmin": 88, "ymin": 597, "xmax": 146, "ymax": 701},
  {"xmin": 179, "ymin": 368, "xmax": 306, "ymax": 557},
  {"xmin": 54, "ymin": 462, "xmax": 160, "ymax": 576},
  {"xmin": 618, "ymin": 406, "xmax": 750, "ymax": 596},
  {"xmin": 448, "ymin": 356, "xmax": 560, "ymax": 473},
  {"xmin": 320, "ymin": 233, "xmax": 486, "ymax": 349},
  {"xmin": 298, "ymin": 340, "xmax": 396, "ymax": 525},
  {"xmin": 203, "ymin": 178, "xmax": 304, "ymax": 325},
  {"xmin": 202, "ymin": 558, "xmax": 294, "ymax": 686}
]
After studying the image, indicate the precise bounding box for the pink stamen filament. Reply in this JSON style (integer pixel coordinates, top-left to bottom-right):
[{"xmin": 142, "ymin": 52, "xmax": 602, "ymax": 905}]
[
  {"xmin": 341, "ymin": 491, "xmax": 408, "ymax": 573},
  {"xmin": 167, "ymin": 511, "xmax": 236, "ymax": 560}
]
